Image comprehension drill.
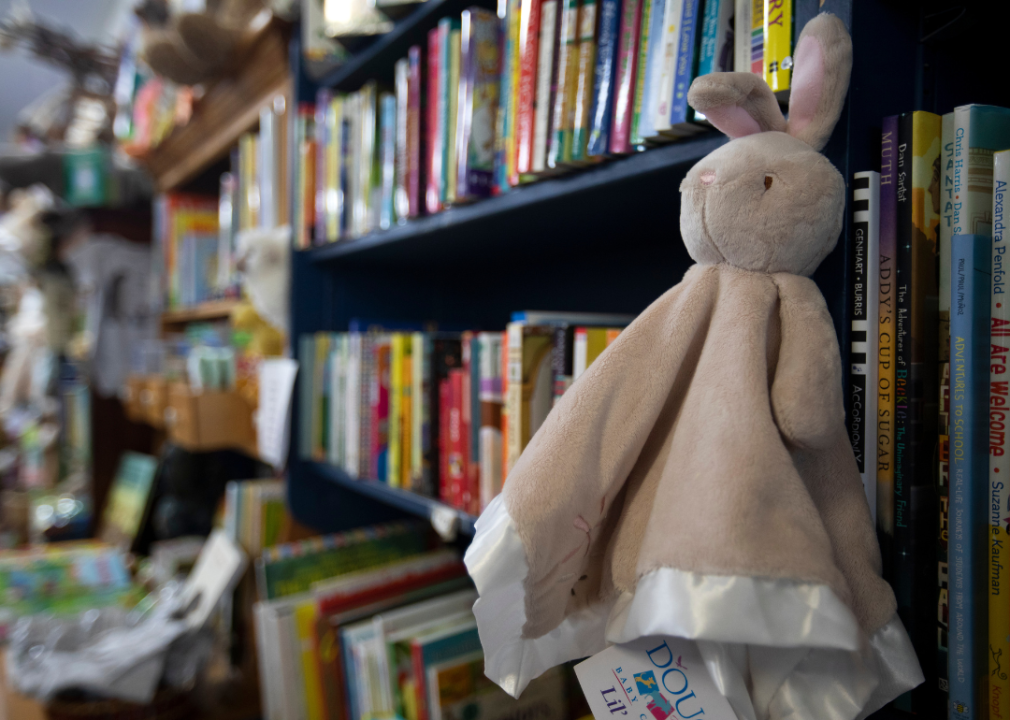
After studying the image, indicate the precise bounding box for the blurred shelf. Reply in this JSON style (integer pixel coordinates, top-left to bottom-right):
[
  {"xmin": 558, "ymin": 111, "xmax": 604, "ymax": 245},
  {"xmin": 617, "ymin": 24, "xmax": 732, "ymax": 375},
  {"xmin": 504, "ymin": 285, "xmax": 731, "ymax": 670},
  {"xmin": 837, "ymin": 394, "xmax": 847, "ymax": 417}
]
[
  {"xmin": 306, "ymin": 132, "xmax": 724, "ymax": 266},
  {"xmin": 311, "ymin": 461, "xmax": 478, "ymax": 536},
  {"xmin": 161, "ymin": 299, "xmax": 239, "ymax": 326}
]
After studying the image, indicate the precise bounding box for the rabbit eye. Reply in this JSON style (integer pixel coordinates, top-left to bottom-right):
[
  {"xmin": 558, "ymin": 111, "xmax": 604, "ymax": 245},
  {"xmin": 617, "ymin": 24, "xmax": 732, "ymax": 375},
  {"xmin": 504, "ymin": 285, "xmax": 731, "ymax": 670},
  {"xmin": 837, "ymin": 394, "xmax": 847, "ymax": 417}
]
[{"xmin": 764, "ymin": 175, "xmax": 774, "ymax": 190}]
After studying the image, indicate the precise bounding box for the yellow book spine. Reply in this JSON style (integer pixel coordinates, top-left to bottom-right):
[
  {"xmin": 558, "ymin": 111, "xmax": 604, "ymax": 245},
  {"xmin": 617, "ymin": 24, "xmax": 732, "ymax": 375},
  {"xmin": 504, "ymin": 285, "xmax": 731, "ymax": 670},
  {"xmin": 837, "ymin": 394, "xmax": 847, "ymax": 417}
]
[
  {"xmin": 585, "ymin": 328, "xmax": 608, "ymax": 368},
  {"xmin": 447, "ymin": 29, "xmax": 461, "ymax": 204},
  {"xmin": 507, "ymin": 0, "xmax": 523, "ymax": 185},
  {"xmin": 388, "ymin": 334, "xmax": 403, "ymax": 487},
  {"xmin": 327, "ymin": 97, "xmax": 342, "ymax": 242},
  {"xmin": 411, "ymin": 332, "xmax": 425, "ymax": 487},
  {"xmin": 294, "ymin": 601, "xmax": 325, "ymax": 720},
  {"xmin": 762, "ymin": 0, "xmax": 791, "ymax": 92},
  {"xmin": 401, "ymin": 340, "xmax": 413, "ymax": 489}
]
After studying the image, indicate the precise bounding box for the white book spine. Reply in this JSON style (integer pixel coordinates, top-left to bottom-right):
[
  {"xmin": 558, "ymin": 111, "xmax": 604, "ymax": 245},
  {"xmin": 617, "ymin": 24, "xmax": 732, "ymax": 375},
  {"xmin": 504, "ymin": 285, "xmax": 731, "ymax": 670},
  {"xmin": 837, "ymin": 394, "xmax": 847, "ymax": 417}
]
[
  {"xmin": 652, "ymin": 0, "xmax": 684, "ymax": 134},
  {"xmin": 573, "ymin": 328, "xmax": 588, "ymax": 381},
  {"xmin": 533, "ymin": 0, "xmax": 558, "ymax": 173},
  {"xmin": 732, "ymin": 0, "xmax": 750, "ymax": 76}
]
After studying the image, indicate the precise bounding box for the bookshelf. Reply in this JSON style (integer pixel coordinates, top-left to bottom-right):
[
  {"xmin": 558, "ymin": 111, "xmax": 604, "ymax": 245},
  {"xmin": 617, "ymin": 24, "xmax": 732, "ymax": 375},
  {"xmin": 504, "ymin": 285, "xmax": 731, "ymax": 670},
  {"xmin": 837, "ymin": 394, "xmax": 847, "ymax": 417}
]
[{"xmin": 160, "ymin": 298, "xmax": 240, "ymax": 328}]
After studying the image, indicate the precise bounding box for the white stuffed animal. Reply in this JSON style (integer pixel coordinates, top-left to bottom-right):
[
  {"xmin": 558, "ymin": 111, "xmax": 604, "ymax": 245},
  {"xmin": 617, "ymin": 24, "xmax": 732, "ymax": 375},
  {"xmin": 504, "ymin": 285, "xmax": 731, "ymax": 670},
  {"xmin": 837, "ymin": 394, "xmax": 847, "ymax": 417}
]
[{"xmin": 235, "ymin": 224, "xmax": 290, "ymax": 335}]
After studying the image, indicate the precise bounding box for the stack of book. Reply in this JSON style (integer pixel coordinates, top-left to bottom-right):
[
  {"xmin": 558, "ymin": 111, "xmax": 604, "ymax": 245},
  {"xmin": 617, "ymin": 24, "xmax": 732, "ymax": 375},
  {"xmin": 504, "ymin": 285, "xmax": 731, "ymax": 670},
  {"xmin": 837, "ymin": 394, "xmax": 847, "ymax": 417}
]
[
  {"xmin": 298, "ymin": 0, "xmax": 797, "ymax": 247},
  {"xmin": 298, "ymin": 311, "xmax": 632, "ymax": 513},
  {"xmin": 845, "ymin": 104, "xmax": 1010, "ymax": 718},
  {"xmin": 251, "ymin": 521, "xmax": 572, "ymax": 720}
]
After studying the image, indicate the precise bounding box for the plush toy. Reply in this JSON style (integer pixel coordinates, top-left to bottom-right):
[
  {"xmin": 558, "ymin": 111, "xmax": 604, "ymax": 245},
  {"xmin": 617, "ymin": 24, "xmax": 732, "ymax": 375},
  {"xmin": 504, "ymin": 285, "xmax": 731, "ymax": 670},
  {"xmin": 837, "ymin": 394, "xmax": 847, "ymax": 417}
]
[
  {"xmin": 464, "ymin": 14, "xmax": 923, "ymax": 720},
  {"xmin": 235, "ymin": 224, "xmax": 290, "ymax": 335}
]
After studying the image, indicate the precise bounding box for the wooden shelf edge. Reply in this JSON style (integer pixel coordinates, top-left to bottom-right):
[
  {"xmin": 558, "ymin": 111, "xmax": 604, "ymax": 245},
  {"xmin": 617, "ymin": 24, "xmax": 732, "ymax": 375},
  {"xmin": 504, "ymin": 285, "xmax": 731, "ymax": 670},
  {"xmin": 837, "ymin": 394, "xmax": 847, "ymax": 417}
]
[
  {"xmin": 310, "ymin": 461, "xmax": 478, "ymax": 536},
  {"xmin": 161, "ymin": 299, "xmax": 239, "ymax": 325},
  {"xmin": 306, "ymin": 132, "xmax": 725, "ymax": 264}
]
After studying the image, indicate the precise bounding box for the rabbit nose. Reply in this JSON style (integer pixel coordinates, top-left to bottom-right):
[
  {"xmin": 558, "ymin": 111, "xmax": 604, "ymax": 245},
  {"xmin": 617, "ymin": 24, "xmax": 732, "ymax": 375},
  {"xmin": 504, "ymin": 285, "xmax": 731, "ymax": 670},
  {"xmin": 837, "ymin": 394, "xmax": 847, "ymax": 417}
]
[{"xmin": 700, "ymin": 170, "xmax": 716, "ymax": 186}]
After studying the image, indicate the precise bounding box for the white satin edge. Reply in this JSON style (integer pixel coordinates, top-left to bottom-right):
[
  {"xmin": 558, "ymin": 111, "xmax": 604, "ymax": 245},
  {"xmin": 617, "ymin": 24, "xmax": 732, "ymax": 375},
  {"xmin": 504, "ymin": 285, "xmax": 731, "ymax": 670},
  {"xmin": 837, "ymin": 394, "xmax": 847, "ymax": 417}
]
[{"xmin": 463, "ymin": 494, "xmax": 924, "ymax": 718}]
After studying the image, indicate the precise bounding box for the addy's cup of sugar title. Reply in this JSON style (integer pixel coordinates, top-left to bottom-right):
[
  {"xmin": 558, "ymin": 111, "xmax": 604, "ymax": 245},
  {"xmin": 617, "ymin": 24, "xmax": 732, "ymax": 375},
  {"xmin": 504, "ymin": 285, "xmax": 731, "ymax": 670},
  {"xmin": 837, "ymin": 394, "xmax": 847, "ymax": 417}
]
[{"xmin": 464, "ymin": 13, "xmax": 923, "ymax": 720}]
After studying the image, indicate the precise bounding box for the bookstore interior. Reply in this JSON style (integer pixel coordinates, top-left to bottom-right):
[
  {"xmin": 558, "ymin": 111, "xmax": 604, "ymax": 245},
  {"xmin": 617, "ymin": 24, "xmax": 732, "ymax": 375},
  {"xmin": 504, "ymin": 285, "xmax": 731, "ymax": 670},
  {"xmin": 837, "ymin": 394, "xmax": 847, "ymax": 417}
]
[{"xmin": 0, "ymin": 0, "xmax": 1005, "ymax": 718}]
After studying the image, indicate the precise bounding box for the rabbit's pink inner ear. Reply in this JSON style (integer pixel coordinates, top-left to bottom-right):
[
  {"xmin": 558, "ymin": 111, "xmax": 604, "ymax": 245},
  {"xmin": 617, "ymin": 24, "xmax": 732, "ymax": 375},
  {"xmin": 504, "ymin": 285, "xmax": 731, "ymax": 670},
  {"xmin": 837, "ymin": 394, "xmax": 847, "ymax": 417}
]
[
  {"xmin": 703, "ymin": 104, "xmax": 764, "ymax": 139},
  {"xmin": 787, "ymin": 34, "xmax": 826, "ymax": 140}
]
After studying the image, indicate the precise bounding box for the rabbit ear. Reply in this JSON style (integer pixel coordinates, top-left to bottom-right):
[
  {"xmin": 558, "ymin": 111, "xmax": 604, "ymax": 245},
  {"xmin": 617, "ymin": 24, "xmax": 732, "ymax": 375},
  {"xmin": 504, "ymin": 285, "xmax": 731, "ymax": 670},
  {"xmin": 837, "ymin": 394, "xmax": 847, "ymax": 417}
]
[
  {"xmin": 786, "ymin": 13, "xmax": 852, "ymax": 151},
  {"xmin": 688, "ymin": 73, "xmax": 787, "ymax": 138}
]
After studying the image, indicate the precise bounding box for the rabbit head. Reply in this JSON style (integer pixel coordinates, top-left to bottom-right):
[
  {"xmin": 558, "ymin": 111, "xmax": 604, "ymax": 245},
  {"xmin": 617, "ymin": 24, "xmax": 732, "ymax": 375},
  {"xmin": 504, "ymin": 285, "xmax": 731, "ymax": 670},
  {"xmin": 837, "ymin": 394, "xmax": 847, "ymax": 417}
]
[{"xmin": 679, "ymin": 13, "xmax": 852, "ymax": 276}]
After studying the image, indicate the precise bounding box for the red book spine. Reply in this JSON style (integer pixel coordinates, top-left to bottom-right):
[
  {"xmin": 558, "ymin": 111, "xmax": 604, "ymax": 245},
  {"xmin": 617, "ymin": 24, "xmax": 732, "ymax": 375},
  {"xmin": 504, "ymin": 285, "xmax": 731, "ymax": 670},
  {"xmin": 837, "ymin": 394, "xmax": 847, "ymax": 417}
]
[
  {"xmin": 412, "ymin": 641, "xmax": 429, "ymax": 720},
  {"xmin": 461, "ymin": 336, "xmax": 475, "ymax": 514},
  {"xmin": 439, "ymin": 377, "xmax": 451, "ymax": 502},
  {"xmin": 515, "ymin": 0, "xmax": 543, "ymax": 175},
  {"xmin": 609, "ymin": 0, "xmax": 643, "ymax": 153},
  {"xmin": 408, "ymin": 45, "xmax": 423, "ymax": 218},
  {"xmin": 371, "ymin": 343, "xmax": 390, "ymax": 480},
  {"xmin": 448, "ymin": 369, "xmax": 466, "ymax": 509},
  {"xmin": 426, "ymin": 29, "xmax": 442, "ymax": 215}
]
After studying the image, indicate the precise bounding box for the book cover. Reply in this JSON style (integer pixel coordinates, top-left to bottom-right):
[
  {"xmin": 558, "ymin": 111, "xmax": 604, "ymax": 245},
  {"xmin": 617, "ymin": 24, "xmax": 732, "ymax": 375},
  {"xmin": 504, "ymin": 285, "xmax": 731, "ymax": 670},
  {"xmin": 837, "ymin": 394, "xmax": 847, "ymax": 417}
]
[
  {"xmin": 893, "ymin": 110, "xmax": 941, "ymax": 714},
  {"xmin": 937, "ymin": 111, "xmax": 954, "ymax": 700},
  {"xmin": 849, "ymin": 171, "xmax": 880, "ymax": 522},
  {"xmin": 949, "ymin": 233, "xmax": 992, "ymax": 720},
  {"xmin": 628, "ymin": 0, "xmax": 653, "ymax": 147},
  {"xmin": 427, "ymin": 28, "xmax": 443, "ymax": 215},
  {"xmin": 762, "ymin": 0, "xmax": 791, "ymax": 93},
  {"xmin": 411, "ymin": 623, "xmax": 482, "ymax": 720},
  {"xmin": 696, "ymin": 0, "xmax": 733, "ymax": 76},
  {"xmin": 457, "ymin": 8, "xmax": 501, "ymax": 200},
  {"xmin": 294, "ymin": 599, "xmax": 326, "ymax": 720},
  {"xmin": 990, "ymin": 149, "xmax": 1010, "ymax": 720},
  {"xmin": 532, "ymin": 0, "xmax": 559, "ymax": 173},
  {"xmin": 663, "ymin": 0, "xmax": 701, "ymax": 135},
  {"xmin": 570, "ymin": 0, "xmax": 599, "ymax": 162},
  {"xmin": 516, "ymin": 0, "xmax": 543, "ymax": 175},
  {"xmin": 586, "ymin": 0, "xmax": 623, "ymax": 157},
  {"xmin": 395, "ymin": 59, "xmax": 411, "ymax": 223},
  {"xmin": 606, "ymin": 0, "xmax": 646, "ymax": 154},
  {"xmin": 446, "ymin": 26, "xmax": 462, "ymax": 204},
  {"xmin": 407, "ymin": 45, "xmax": 424, "ymax": 219},
  {"xmin": 877, "ymin": 115, "xmax": 898, "ymax": 579},
  {"xmin": 547, "ymin": 0, "xmax": 580, "ymax": 168}
]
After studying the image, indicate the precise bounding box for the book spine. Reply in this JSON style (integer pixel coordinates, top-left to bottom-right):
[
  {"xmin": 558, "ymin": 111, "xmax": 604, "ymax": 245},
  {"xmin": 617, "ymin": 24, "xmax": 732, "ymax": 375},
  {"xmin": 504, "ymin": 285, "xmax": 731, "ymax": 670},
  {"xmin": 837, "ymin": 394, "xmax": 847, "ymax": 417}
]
[
  {"xmin": 388, "ymin": 334, "xmax": 403, "ymax": 486},
  {"xmin": 552, "ymin": 325, "xmax": 573, "ymax": 404},
  {"xmin": 548, "ymin": 0, "xmax": 580, "ymax": 168},
  {"xmin": 990, "ymin": 151, "xmax": 1010, "ymax": 720},
  {"xmin": 446, "ymin": 26, "xmax": 462, "ymax": 204},
  {"xmin": 372, "ymin": 341, "xmax": 391, "ymax": 481},
  {"xmin": 938, "ymin": 112, "xmax": 955, "ymax": 699},
  {"xmin": 500, "ymin": 336, "xmax": 510, "ymax": 483},
  {"xmin": 507, "ymin": 0, "xmax": 523, "ymax": 186},
  {"xmin": 457, "ymin": 11, "xmax": 475, "ymax": 201},
  {"xmin": 573, "ymin": 326, "xmax": 588, "ymax": 380},
  {"xmin": 628, "ymin": 0, "xmax": 652, "ymax": 147},
  {"xmin": 517, "ymin": 0, "xmax": 543, "ymax": 175},
  {"xmin": 439, "ymin": 377, "xmax": 451, "ymax": 502},
  {"xmin": 479, "ymin": 332, "xmax": 504, "ymax": 509},
  {"xmin": 570, "ymin": 0, "xmax": 599, "ymax": 162},
  {"xmin": 586, "ymin": 0, "xmax": 622, "ymax": 157},
  {"xmin": 636, "ymin": 0, "xmax": 666, "ymax": 142},
  {"xmin": 395, "ymin": 59, "xmax": 410, "ymax": 224},
  {"xmin": 407, "ymin": 47, "xmax": 423, "ymax": 219},
  {"xmin": 652, "ymin": 0, "xmax": 683, "ymax": 134},
  {"xmin": 339, "ymin": 96, "xmax": 353, "ymax": 236},
  {"xmin": 849, "ymin": 171, "xmax": 880, "ymax": 521},
  {"xmin": 614, "ymin": 0, "xmax": 647, "ymax": 154},
  {"xmin": 461, "ymin": 336, "xmax": 476, "ymax": 513},
  {"xmin": 505, "ymin": 322, "xmax": 524, "ymax": 478},
  {"xmin": 359, "ymin": 334, "xmax": 374, "ymax": 479},
  {"xmin": 379, "ymin": 93, "xmax": 397, "ymax": 231},
  {"xmin": 748, "ymin": 0, "xmax": 763, "ymax": 75},
  {"xmin": 494, "ymin": 3, "xmax": 514, "ymax": 193},
  {"xmin": 533, "ymin": 0, "xmax": 559, "ymax": 173},
  {"xmin": 666, "ymin": 0, "xmax": 699, "ymax": 129},
  {"xmin": 411, "ymin": 332, "xmax": 426, "ymax": 492},
  {"xmin": 697, "ymin": 0, "xmax": 728, "ymax": 76},
  {"xmin": 426, "ymin": 28, "xmax": 443, "ymax": 215},
  {"xmin": 448, "ymin": 369, "xmax": 465, "ymax": 508},
  {"xmin": 762, "ymin": 0, "xmax": 790, "ymax": 92},
  {"xmin": 463, "ymin": 10, "xmax": 500, "ymax": 198},
  {"xmin": 401, "ymin": 337, "xmax": 414, "ymax": 489},
  {"xmin": 877, "ymin": 115, "xmax": 898, "ymax": 579},
  {"xmin": 315, "ymin": 90, "xmax": 331, "ymax": 244},
  {"xmin": 328, "ymin": 97, "xmax": 343, "ymax": 241},
  {"xmin": 732, "ymin": 0, "xmax": 750, "ymax": 78},
  {"xmin": 948, "ymin": 233, "xmax": 992, "ymax": 720}
]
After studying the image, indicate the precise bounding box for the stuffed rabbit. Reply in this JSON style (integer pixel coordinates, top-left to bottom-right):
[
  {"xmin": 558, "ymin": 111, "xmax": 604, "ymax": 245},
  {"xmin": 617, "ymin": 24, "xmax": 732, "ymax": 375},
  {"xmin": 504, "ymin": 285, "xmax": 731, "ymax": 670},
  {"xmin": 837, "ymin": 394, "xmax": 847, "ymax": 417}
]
[{"xmin": 464, "ymin": 13, "xmax": 923, "ymax": 720}]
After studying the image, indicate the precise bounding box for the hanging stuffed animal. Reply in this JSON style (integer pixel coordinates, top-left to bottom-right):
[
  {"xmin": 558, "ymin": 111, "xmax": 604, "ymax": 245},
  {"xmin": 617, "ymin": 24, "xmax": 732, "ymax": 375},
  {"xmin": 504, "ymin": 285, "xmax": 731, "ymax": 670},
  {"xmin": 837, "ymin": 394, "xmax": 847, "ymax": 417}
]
[
  {"xmin": 464, "ymin": 14, "xmax": 923, "ymax": 720},
  {"xmin": 235, "ymin": 224, "xmax": 290, "ymax": 335}
]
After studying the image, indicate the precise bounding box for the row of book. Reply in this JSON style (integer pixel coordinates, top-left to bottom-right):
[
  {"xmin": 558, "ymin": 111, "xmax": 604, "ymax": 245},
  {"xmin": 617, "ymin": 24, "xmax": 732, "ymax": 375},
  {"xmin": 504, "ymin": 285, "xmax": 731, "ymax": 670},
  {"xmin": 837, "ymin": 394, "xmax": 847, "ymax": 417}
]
[
  {"xmin": 298, "ymin": 311, "xmax": 631, "ymax": 514},
  {"xmin": 295, "ymin": 0, "xmax": 797, "ymax": 247},
  {"xmin": 223, "ymin": 479, "xmax": 287, "ymax": 557},
  {"xmin": 845, "ymin": 104, "xmax": 1010, "ymax": 719},
  {"xmin": 251, "ymin": 521, "xmax": 574, "ymax": 720}
]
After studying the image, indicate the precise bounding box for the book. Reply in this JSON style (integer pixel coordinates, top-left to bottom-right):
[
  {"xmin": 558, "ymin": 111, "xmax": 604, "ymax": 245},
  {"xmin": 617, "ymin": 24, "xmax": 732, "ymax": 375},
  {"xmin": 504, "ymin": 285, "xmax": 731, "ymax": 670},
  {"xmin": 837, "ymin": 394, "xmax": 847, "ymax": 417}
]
[
  {"xmin": 506, "ymin": 0, "xmax": 523, "ymax": 186},
  {"xmin": 953, "ymin": 105, "xmax": 1010, "ymax": 238},
  {"xmin": 990, "ymin": 149, "xmax": 1010, "ymax": 720},
  {"xmin": 315, "ymin": 89, "xmax": 332, "ymax": 243},
  {"xmin": 877, "ymin": 115, "xmax": 898, "ymax": 579},
  {"xmin": 532, "ymin": 0, "xmax": 560, "ymax": 173},
  {"xmin": 410, "ymin": 621, "xmax": 482, "ymax": 720},
  {"xmin": 395, "ymin": 58, "xmax": 411, "ymax": 223},
  {"xmin": 585, "ymin": 0, "xmax": 623, "ymax": 157},
  {"xmin": 893, "ymin": 109, "xmax": 941, "ymax": 714},
  {"xmin": 99, "ymin": 451, "xmax": 158, "ymax": 549},
  {"xmin": 948, "ymin": 233, "xmax": 992, "ymax": 720},
  {"xmin": 570, "ymin": 0, "xmax": 599, "ymax": 162},
  {"xmin": 446, "ymin": 26, "xmax": 462, "ymax": 204},
  {"xmin": 463, "ymin": 333, "xmax": 481, "ymax": 515},
  {"xmin": 547, "ymin": 0, "xmax": 580, "ymax": 168},
  {"xmin": 634, "ymin": 0, "xmax": 669, "ymax": 143},
  {"xmin": 511, "ymin": 309, "xmax": 636, "ymax": 324},
  {"xmin": 762, "ymin": 0, "xmax": 791, "ymax": 93},
  {"xmin": 372, "ymin": 337, "xmax": 392, "ymax": 481},
  {"xmin": 748, "ymin": 0, "xmax": 762, "ymax": 75},
  {"xmin": 696, "ymin": 0, "xmax": 733, "ymax": 76},
  {"xmin": 389, "ymin": 334, "xmax": 407, "ymax": 487},
  {"xmin": 494, "ymin": 0, "xmax": 517, "ymax": 192},
  {"xmin": 732, "ymin": 0, "xmax": 750, "ymax": 82},
  {"xmin": 407, "ymin": 45, "xmax": 424, "ymax": 219},
  {"xmin": 660, "ymin": 0, "xmax": 702, "ymax": 138},
  {"xmin": 504, "ymin": 322, "xmax": 554, "ymax": 476},
  {"xmin": 427, "ymin": 27, "xmax": 444, "ymax": 215},
  {"xmin": 628, "ymin": 0, "xmax": 654, "ymax": 147},
  {"xmin": 456, "ymin": 8, "xmax": 501, "ymax": 200},
  {"xmin": 516, "ymin": 0, "xmax": 543, "ymax": 176},
  {"xmin": 606, "ymin": 0, "xmax": 646, "ymax": 153},
  {"xmin": 478, "ymin": 332, "xmax": 504, "ymax": 510},
  {"xmin": 651, "ymin": 0, "xmax": 685, "ymax": 137},
  {"xmin": 573, "ymin": 326, "xmax": 612, "ymax": 380},
  {"xmin": 848, "ymin": 171, "xmax": 880, "ymax": 522},
  {"xmin": 426, "ymin": 655, "xmax": 566, "ymax": 720},
  {"xmin": 380, "ymin": 93, "xmax": 397, "ymax": 230}
]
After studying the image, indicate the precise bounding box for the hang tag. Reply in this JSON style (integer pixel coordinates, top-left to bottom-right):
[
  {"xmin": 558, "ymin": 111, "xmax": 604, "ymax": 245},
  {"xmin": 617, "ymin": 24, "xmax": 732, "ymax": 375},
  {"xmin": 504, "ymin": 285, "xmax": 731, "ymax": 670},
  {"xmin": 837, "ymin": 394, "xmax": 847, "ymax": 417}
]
[{"xmin": 574, "ymin": 636, "xmax": 737, "ymax": 720}]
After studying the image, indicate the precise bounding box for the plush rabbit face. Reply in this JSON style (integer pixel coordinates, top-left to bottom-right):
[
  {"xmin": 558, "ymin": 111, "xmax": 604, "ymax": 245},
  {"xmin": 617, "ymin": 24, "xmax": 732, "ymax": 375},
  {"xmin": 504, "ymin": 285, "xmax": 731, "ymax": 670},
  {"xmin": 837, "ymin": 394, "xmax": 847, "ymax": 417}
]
[{"xmin": 680, "ymin": 12, "xmax": 853, "ymax": 277}]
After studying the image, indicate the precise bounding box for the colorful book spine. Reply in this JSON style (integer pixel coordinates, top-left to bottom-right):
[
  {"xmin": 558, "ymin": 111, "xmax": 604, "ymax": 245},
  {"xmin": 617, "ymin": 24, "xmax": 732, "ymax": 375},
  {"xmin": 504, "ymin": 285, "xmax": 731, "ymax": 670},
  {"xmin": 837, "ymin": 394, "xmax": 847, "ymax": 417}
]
[
  {"xmin": 877, "ymin": 115, "xmax": 898, "ymax": 579},
  {"xmin": 937, "ymin": 111, "xmax": 954, "ymax": 700},
  {"xmin": 652, "ymin": 0, "xmax": 683, "ymax": 135},
  {"xmin": 328, "ymin": 96, "xmax": 344, "ymax": 241},
  {"xmin": 478, "ymin": 332, "xmax": 504, "ymax": 509},
  {"xmin": 389, "ymin": 334, "xmax": 405, "ymax": 487},
  {"xmin": 664, "ymin": 0, "xmax": 700, "ymax": 133},
  {"xmin": 426, "ymin": 28, "xmax": 443, "ymax": 215},
  {"xmin": 732, "ymin": 0, "xmax": 750, "ymax": 80},
  {"xmin": 627, "ymin": 0, "xmax": 653, "ymax": 146},
  {"xmin": 516, "ymin": 0, "xmax": 543, "ymax": 175},
  {"xmin": 532, "ymin": 0, "xmax": 559, "ymax": 173},
  {"xmin": 394, "ymin": 59, "xmax": 410, "ymax": 223},
  {"xmin": 953, "ymin": 105, "xmax": 1010, "ymax": 238},
  {"xmin": 990, "ymin": 149, "xmax": 1010, "ymax": 720},
  {"xmin": 696, "ymin": 0, "xmax": 733, "ymax": 76},
  {"xmin": 457, "ymin": 8, "xmax": 501, "ymax": 199},
  {"xmin": 612, "ymin": 0, "xmax": 647, "ymax": 153},
  {"xmin": 570, "ymin": 0, "xmax": 599, "ymax": 162},
  {"xmin": 371, "ymin": 340, "xmax": 391, "ymax": 481},
  {"xmin": 585, "ymin": 0, "xmax": 622, "ymax": 157},
  {"xmin": 379, "ymin": 93, "xmax": 397, "ymax": 231},
  {"xmin": 446, "ymin": 25, "xmax": 462, "ymax": 204},
  {"xmin": 948, "ymin": 233, "xmax": 992, "ymax": 720},
  {"xmin": 506, "ymin": 0, "xmax": 523, "ymax": 185},
  {"xmin": 407, "ymin": 46, "xmax": 423, "ymax": 218},
  {"xmin": 494, "ymin": 0, "xmax": 514, "ymax": 192},
  {"xmin": 635, "ymin": 0, "xmax": 667, "ymax": 142},
  {"xmin": 849, "ymin": 171, "xmax": 880, "ymax": 522},
  {"xmin": 447, "ymin": 369, "xmax": 466, "ymax": 507},
  {"xmin": 548, "ymin": 0, "xmax": 580, "ymax": 168},
  {"xmin": 748, "ymin": 0, "xmax": 762, "ymax": 75},
  {"xmin": 762, "ymin": 0, "xmax": 790, "ymax": 92}
]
